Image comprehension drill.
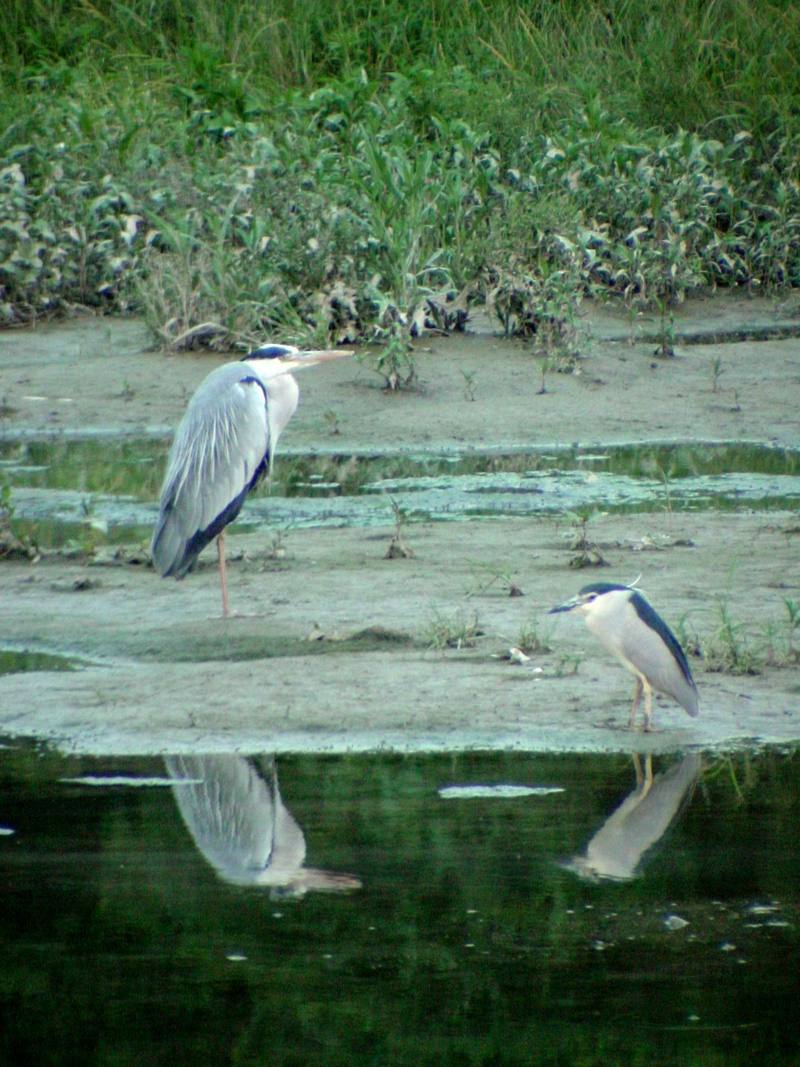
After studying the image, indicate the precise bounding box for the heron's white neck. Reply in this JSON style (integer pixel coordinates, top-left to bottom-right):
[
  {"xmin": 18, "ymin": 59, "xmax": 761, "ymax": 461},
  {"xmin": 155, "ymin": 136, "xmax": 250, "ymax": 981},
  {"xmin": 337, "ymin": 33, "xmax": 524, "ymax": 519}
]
[{"xmin": 243, "ymin": 359, "xmax": 300, "ymax": 443}]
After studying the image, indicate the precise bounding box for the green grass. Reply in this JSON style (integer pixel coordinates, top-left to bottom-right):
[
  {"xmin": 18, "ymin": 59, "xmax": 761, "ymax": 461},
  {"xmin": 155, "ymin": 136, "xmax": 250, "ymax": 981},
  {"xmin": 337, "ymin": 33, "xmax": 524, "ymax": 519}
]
[
  {"xmin": 424, "ymin": 607, "xmax": 483, "ymax": 650},
  {"xmin": 3, "ymin": 1, "xmax": 798, "ymax": 138},
  {"xmin": 679, "ymin": 595, "xmax": 800, "ymax": 676},
  {"xmin": 1, "ymin": 2, "xmax": 799, "ymax": 344}
]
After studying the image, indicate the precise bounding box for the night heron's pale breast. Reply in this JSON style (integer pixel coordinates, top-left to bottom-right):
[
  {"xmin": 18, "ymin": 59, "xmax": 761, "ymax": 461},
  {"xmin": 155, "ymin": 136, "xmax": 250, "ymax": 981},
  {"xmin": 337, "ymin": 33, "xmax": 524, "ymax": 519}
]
[{"xmin": 585, "ymin": 589, "xmax": 698, "ymax": 715}]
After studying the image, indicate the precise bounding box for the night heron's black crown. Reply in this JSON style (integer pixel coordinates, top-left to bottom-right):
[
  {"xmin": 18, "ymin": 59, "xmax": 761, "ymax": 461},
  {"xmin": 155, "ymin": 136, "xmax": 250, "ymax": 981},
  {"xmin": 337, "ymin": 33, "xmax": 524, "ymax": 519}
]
[{"xmin": 578, "ymin": 582, "xmax": 630, "ymax": 597}]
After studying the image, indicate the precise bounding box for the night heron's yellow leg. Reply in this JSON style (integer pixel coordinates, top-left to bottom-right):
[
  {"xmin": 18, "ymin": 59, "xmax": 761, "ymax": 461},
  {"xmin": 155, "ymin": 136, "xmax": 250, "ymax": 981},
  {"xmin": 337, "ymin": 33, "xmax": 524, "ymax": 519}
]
[
  {"xmin": 642, "ymin": 680, "xmax": 654, "ymax": 732},
  {"xmin": 631, "ymin": 752, "xmax": 654, "ymax": 797},
  {"xmin": 629, "ymin": 677, "xmax": 644, "ymax": 729},
  {"xmin": 632, "ymin": 751, "xmax": 643, "ymax": 784}
]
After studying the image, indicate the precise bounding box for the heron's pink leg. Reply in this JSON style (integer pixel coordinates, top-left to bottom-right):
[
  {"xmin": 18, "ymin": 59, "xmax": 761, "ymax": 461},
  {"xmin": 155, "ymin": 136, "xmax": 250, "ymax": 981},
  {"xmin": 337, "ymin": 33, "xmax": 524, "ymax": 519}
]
[{"xmin": 217, "ymin": 530, "xmax": 230, "ymax": 618}]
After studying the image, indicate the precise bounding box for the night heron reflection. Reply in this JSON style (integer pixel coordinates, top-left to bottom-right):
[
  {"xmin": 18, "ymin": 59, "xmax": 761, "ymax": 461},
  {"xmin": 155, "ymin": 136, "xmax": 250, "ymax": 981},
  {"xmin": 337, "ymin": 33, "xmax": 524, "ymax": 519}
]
[
  {"xmin": 549, "ymin": 581, "xmax": 699, "ymax": 730},
  {"xmin": 151, "ymin": 343, "xmax": 352, "ymax": 617},
  {"xmin": 166, "ymin": 754, "xmax": 361, "ymax": 895},
  {"xmin": 564, "ymin": 752, "xmax": 702, "ymax": 882}
]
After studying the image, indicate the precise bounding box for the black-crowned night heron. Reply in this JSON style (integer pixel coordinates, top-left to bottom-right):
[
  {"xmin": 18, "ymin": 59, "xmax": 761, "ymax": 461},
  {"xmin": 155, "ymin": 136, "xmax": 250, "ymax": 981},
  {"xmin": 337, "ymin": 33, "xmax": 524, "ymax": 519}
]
[{"xmin": 548, "ymin": 582, "xmax": 699, "ymax": 730}]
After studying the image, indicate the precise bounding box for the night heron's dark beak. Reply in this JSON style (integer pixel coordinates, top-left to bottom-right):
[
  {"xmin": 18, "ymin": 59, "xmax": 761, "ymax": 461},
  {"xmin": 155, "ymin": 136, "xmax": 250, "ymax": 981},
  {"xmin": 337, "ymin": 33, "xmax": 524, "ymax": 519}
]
[{"xmin": 548, "ymin": 596, "xmax": 581, "ymax": 615}]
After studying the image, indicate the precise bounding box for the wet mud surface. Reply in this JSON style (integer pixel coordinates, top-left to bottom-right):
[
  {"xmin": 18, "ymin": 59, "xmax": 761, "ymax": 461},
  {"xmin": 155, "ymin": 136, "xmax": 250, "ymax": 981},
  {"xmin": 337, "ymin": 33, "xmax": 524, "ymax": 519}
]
[{"xmin": 1, "ymin": 295, "xmax": 799, "ymax": 754}]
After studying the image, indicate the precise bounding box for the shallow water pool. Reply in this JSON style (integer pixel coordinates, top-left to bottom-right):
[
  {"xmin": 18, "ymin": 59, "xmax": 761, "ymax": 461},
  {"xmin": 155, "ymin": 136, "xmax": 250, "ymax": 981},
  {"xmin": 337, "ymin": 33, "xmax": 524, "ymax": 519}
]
[
  {"xmin": 1, "ymin": 742, "xmax": 798, "ymax": 1065},
  {"xmin": 3, "ymin": 439, "xmax": 800, "ymax": 549}
]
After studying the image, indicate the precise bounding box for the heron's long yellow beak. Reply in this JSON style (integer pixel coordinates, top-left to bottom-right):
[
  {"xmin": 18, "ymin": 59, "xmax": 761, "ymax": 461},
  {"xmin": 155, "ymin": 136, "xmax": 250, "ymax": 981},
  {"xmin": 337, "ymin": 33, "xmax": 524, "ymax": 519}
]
[{"xmin": 290, "ymin": 348, "xmax": 354, "ymax": 367}]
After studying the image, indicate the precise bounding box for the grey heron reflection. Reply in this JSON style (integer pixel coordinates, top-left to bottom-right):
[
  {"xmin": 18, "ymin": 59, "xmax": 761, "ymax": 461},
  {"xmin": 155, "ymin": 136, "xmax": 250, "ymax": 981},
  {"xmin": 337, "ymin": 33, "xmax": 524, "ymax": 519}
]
[
  {"xmin": 563, "ymin": 751, "xmax": 701, "ymax": 882},
  {"xmin": 166, "ymin": 754, "xmax": 361, "ymax": 895}
]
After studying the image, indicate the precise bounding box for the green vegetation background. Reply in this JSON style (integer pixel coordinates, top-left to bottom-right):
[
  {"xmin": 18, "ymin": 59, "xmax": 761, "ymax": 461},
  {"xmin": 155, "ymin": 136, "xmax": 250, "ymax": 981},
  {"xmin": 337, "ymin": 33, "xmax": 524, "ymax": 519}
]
[{"xmin": 1, "ymin": 0, "xmax": 799, "ymax": 347}]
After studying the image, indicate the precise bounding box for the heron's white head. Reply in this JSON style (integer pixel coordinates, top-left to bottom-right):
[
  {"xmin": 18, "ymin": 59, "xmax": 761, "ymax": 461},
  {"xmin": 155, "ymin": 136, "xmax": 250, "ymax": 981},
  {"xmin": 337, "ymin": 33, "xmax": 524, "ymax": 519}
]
[
  {"xmin": 241, "ymin": 343, "xmax": 353, "ymax": 460},
  {"xmin": 244, "ymin": 343, "xmax": 353, "ymax": 376},
  {"xmin": 548, "ymin": 582, "xmax": 634, "ymax": 619}
]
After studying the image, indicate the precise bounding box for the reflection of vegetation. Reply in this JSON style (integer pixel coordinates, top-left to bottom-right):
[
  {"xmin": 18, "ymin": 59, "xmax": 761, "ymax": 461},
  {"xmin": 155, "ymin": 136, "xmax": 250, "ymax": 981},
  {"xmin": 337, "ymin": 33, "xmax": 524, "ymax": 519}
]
[
  {"xmin": 3, "ymin": 439, "xmax": 799, "ymax": 556},
  {"xmin": 3, "ymin": 440, "xmax": 798, "ymax": 501},
  {"xmin": 703, "ymin": 752, "xmax": 759, "ymax": 805},
  {"xmin": 0, "ymin": 439, "xmax": 168, "ymax": 498},
  {"xmin": 1, "ymin": 745, "xmax": 799, "ymax": 1065},
  {"xmin": 0, "ymin": 648, "xmax": 82, "ymax": 675}
]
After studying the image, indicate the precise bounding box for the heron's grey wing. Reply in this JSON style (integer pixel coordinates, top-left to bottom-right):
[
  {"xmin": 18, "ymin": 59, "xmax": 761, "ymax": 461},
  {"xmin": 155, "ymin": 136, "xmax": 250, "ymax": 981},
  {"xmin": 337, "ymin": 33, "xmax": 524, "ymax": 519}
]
[
  {"xmin": 267, "ymin": 789, "xmax": 307, "ymax": 873},
  {"xmin": 166, "ymin": 754, "xmax": 279, "ymax": 884},
  {"xmin": 624, "ymin": 594, "xmax": 699, "ymax": 716},
  {"xmin": 151, "ymin": 363, "xmax": 271, "ymax": 577}
]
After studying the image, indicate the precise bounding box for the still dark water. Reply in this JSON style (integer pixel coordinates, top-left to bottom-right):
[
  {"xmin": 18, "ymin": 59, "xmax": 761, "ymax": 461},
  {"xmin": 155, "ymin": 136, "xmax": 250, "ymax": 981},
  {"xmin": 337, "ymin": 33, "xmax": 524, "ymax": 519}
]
[{"xmin": 1, "ymin": 743, "xmax": 798, "ymax": 1066}]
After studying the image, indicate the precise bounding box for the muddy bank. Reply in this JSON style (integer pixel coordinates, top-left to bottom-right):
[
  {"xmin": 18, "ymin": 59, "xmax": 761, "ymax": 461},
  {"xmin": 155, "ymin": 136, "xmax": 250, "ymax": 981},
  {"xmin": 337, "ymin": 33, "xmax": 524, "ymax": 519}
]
[
  {"xmin": 1, "ymin": 510, "xmax": 798, "ymax": 755},
  {"xmin": 1, "ymin": 296, "xmax": 799, "ymax": 755},
  {"xmin": 1, "ymin": 294, "xmax": 799, "ymax": 451}
]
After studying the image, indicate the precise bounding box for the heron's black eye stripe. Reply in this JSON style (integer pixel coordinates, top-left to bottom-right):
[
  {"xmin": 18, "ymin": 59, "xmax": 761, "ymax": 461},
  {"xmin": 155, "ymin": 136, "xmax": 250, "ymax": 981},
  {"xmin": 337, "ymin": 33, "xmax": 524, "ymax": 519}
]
[{"xmin": 242, "ymin": 345, "xmax": 294, "ymax": 361}]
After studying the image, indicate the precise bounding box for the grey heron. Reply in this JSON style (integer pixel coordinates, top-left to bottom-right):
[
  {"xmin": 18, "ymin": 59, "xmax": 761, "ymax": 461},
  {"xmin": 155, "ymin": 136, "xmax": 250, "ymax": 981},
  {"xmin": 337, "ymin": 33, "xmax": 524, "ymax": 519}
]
[
  {"xmin": 151, "ymin": 343, "xmax": 352, "ymax": 616},
  {"xmin": 549, "ymin": 581, "xmax": 699, "ymax": 730}
]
